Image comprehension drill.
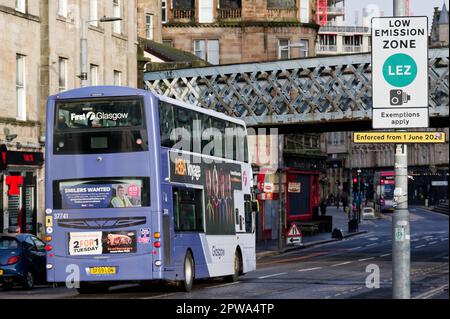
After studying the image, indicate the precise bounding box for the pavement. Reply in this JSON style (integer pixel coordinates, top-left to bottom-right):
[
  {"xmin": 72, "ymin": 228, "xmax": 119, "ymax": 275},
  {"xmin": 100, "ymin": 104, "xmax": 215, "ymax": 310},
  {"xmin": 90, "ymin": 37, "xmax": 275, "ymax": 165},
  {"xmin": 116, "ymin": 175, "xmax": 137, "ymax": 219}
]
[{"xmin": 255, "ymin": 206, "xmax": 371, "ymax": 259}]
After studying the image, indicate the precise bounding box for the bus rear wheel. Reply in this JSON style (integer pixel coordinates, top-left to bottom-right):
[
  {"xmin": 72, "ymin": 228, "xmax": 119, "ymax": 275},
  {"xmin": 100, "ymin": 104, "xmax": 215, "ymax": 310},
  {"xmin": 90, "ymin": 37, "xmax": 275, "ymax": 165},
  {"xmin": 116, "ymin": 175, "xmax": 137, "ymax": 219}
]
[
  {"xmin": 226, "ymin": 251, "xmax": 241, "ymax": 283},
  {"xmin": 181, "ymin": 251, "xmax": 195, "ymax": 292},
  {"xmin": 76, "ymin": 282, "xmax": 110, "ymax": 294}
]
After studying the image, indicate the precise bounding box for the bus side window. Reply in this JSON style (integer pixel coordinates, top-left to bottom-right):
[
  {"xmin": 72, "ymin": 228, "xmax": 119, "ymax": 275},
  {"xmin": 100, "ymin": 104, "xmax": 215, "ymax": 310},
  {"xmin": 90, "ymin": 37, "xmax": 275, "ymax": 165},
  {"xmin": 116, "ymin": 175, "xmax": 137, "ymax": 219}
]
[
  {"xmin": 174, "ymin": 106, "xmax": 196, "ymax": 152},
  {"xmin": 159, "ymin": 102, "xmax": 175, "ymax": 148},
  {"xmin": 173, "ymin": 188, "xmax": 204, "ymax": 232}
]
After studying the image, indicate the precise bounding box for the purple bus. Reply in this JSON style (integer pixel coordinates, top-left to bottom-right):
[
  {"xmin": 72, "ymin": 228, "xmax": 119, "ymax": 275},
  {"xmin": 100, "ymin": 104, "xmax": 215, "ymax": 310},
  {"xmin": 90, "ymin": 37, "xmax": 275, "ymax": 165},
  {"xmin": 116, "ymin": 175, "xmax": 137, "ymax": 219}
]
[{"xmin": 45, "ymin": 86, "xmax": 256, "ymax": 294}]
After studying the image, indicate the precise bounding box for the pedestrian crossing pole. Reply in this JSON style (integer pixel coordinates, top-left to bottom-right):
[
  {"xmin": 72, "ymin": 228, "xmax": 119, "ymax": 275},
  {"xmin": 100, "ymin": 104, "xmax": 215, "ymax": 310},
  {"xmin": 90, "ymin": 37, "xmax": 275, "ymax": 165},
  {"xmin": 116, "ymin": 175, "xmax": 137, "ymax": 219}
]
[{"xmin": 392, "ymin": 0, "xmax": 411, "ymax": 299}]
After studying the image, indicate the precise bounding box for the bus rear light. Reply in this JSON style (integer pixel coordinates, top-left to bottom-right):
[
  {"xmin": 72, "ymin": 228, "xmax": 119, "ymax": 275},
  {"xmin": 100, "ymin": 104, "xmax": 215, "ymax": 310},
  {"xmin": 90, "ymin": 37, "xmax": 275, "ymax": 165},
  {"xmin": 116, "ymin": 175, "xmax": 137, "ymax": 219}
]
[
  {"xmin": 49, "ymin": 253, "xmax": 54, "ymax": 257},
  {"xmin": 46, "ymin": 264, "xmax": 53, "ymax": 270},
  {"xmin": 155, "ymin": 260, "xmax": 162, "ymax": 267},
  {"xmin": 7, "ymin": 255, "xmax": 20, "ymax": 265},
  {"xmin": 154, "ymin": 242, "xmax": 161, "ymax": 248},
  {"xmin": 45, "ymin": 236, "xmax": 52, "ymax": 242},
  {"xmin": 153, "ymin": 232, "xmax": 161, "ymax": 239},
  {"xmin": 45, "ymin": 245, "xmax": 53, "ymax": 252}
]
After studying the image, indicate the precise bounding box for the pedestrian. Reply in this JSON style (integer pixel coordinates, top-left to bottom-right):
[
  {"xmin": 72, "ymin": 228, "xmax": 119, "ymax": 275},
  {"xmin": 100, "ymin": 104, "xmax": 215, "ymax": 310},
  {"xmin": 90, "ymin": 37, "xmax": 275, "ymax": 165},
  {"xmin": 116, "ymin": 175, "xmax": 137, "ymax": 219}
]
[
  {"xmin": 336, "ymin": 192, "xmax": 340, "ymax": 210},
  {"xmin": 320, "ymin": 198, "xmax": 327, "ymax": 216}
]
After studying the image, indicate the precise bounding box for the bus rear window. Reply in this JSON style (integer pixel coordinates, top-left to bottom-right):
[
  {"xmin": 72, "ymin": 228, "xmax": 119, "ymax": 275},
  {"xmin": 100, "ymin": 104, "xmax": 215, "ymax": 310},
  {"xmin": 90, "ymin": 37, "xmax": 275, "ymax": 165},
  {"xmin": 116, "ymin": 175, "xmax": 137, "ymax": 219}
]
[
  {"xmin": 54, "ymin": 97, "xmax": 148, "ymax": 155},
  {"xmin": 53, "ymin": 177, "xmax": 150, "ymax": 210}
]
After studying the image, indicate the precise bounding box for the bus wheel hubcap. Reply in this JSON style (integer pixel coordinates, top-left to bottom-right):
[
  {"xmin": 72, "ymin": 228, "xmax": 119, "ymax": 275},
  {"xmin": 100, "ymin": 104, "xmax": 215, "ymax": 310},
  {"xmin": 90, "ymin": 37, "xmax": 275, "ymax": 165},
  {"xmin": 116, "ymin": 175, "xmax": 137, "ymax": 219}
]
[{"xmin": 185, "ymin": 259, "xmax": 192, "ymax": 285}]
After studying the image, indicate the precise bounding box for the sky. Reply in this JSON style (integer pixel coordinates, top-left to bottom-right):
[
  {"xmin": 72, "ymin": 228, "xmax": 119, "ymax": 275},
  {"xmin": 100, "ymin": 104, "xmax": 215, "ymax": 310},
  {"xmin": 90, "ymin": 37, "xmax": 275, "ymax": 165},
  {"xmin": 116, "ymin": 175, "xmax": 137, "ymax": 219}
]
[{"xmin": 345, "ymin": 0, "xmax": 449, "ymax": 28}]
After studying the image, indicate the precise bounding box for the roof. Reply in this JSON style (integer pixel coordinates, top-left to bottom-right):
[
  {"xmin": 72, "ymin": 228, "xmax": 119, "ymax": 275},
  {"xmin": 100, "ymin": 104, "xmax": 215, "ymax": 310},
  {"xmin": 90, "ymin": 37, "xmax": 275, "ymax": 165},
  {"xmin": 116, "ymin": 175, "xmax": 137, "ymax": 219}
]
[
  {"xmin": 438, "ymin": 3, "xmax": 449, "ymax": 24},
  {"xmin": 141, "ymin": 38, "xmax": 209, "ymax": 64}
]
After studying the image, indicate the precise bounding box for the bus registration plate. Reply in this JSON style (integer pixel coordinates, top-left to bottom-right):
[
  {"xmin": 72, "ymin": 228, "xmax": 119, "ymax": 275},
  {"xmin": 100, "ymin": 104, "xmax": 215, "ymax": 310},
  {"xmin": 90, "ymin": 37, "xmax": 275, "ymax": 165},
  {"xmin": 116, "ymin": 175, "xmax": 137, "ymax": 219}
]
[
  {"xmin": 90, "ymin": 267, "xmax": 116, "ymax": 275},
  {"xmin": 0, "ymin": 269, "xmax": 3, "ymax": 276}
]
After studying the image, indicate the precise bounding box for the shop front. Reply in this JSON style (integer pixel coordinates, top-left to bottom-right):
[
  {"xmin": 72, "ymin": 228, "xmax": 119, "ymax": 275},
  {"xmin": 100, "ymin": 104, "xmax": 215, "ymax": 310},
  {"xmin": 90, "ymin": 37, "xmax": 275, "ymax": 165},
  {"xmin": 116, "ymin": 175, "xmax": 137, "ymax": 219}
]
[{"xmin": 1, "ymin": 145, "xmax": 44, "ymax": 234}]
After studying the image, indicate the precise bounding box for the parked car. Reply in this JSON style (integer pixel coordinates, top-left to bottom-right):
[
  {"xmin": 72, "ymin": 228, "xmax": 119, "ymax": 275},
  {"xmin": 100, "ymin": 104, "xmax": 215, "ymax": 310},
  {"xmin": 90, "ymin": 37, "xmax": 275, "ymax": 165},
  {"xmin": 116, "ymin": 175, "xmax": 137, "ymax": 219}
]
[
  {"xmin": 0, "ymin": 233, "xmax": 47, "ymax": 290},
  {"xmin": 362, "ymin": 207, "xmax": 376, "ymax": 220}
]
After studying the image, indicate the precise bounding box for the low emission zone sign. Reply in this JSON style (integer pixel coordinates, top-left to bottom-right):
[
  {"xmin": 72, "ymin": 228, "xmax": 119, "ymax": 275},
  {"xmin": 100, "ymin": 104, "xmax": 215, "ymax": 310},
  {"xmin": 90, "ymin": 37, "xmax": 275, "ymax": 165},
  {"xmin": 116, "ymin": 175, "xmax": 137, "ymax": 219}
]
[{"xmin": 372, "ymin": 16, "xmax": 429, "ymax": 129}]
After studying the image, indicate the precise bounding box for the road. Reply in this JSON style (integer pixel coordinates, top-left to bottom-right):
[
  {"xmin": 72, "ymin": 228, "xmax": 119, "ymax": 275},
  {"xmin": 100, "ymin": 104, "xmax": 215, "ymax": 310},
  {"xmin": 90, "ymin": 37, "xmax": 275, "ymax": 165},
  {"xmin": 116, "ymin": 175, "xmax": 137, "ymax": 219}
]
[{"xmin": 0, "ymin": 207, "xmax": 448, "ymax": 299}]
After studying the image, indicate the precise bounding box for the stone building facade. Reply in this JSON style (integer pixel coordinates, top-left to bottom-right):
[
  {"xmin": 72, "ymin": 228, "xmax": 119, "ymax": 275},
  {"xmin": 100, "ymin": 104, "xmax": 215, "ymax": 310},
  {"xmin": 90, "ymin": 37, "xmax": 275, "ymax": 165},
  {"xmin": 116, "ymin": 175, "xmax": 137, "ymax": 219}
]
[
  {"xmin": 0, "ymin": 0, "xmax": 138, "ymax": 235},
  {"xmin": 137, "ymin": 0, "xmax": 163, "ymax": 42},
  {"xmin": 162, "ymin": 0, "xmax": 318, "ymax": 64}
]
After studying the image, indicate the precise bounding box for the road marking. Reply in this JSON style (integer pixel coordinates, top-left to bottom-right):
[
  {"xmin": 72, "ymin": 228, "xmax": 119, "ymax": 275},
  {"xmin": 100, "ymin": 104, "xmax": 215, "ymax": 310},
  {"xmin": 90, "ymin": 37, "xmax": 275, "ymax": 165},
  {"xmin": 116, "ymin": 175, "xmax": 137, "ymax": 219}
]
[
  {"xmin": 258, "ymin": 272, "xmax": 287, "ymax": 279},
  {"xmin": 413, "ymin": 284, "xmax": 449, "ymax": 299},
  {"xmin": 350, "ymin": 246, "xmax": 362, "ymax": 250},
  {"xmin": 142, "ymin": 292, "xmax": 180, "ymax": 299},
  {"xmin": 358, "ymin": 257, "xmax": 375, "ymax": 262},
  {"xmin": 411, "ymin": 239, "xmax": 419, "ymax": 242},
  {"xmin": 206, "ymin": 282, "xmax": 241, "ymax": 289},
  {"xmin": 415, "ymin": 245, "xmax": 426, "ymax": 249},
  {"xmin": 428, "ymin": 241, "xmax": 438, "ymax": 245},
  {"xmin": 331, "ymin": 261, "xmax": 352, "ymax": 267},
  {"xmin": 380, "ymin": 253, "xmax": 391, "ymax": 257},
  {"xmin": 441, "ymin": 238, "xmax": 448, "ymax": 241},
  {"xmin": 297, "ymin": 267, "xmax": 323, "ymax": 272},
  {"xmin": 366, "ymin": 243, "xmax": 377, "ymax": 247},
  {"xmin": 368, "ymin": 238, "xmax": 379, "ymax": 241}
]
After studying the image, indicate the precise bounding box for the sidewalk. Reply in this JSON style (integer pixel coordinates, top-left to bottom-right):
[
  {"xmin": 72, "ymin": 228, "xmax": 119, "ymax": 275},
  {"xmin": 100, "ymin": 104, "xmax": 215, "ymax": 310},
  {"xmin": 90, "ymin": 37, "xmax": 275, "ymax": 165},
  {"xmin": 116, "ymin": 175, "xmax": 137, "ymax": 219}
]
[{"xmin": 256, "ymin": 207, "xmax": 372, "ymax": 259}]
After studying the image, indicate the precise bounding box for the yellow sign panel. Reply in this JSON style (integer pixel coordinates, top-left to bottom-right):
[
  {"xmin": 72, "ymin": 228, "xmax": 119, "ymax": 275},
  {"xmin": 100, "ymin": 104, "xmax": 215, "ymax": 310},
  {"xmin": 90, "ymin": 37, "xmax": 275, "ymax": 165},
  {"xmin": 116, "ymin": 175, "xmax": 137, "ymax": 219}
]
[
  {"xmin": 354, "ymin": 132, "xmax": 446, "ymax": 144},
  {"xmin": 45, "ymin": 216, "xmax": 53, "ymax": 227}
]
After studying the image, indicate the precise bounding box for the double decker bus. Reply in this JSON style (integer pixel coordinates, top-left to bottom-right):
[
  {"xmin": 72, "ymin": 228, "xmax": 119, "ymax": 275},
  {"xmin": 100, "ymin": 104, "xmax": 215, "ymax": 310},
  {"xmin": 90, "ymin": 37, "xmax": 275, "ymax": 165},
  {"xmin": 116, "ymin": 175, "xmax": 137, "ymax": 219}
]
[
  {"xmin": 374, "ymin": 171, "xmax": 395, "ymax": 212},
  {"xmin": 45, "ymin": 86, "xmax": 256, "ymax": 293}
]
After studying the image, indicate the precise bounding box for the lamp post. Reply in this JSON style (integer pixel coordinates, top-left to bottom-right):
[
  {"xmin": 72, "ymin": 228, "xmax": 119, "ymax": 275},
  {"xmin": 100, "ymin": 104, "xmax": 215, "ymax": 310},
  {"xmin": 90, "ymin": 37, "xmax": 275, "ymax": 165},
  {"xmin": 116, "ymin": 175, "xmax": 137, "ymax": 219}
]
[{"xmin": 79, "ymin": 16, "xmax": 122, "ymax": 87}]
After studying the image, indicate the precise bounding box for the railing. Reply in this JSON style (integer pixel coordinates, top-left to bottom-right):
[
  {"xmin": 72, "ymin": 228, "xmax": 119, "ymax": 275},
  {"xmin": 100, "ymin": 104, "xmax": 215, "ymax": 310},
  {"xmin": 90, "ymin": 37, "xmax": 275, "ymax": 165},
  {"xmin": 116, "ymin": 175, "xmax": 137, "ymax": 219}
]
[
  {"xmin": 317, "ymin": 44, "xmax": 337, "ymax": 52},
  {"xmin": 217, "ymin": 8, "xmax": 242, "ymax": 20},
  {"xmin": 319, "ymin": 25, "xmax": 370, "ymax": 33},
  {"xmin": 317, "ymin": 6, "xmax": 345, "ymax": 15},
  {"xmin": 172, "ymin": 9, "xmax": 195, "ymax": 20},
  {"xmin": 266, "ymin": 7, "xmax": 297, "ymax": 19},
  {"xmin": 342, "ymin": 45, "xmax": 363, "ymax": 53}
]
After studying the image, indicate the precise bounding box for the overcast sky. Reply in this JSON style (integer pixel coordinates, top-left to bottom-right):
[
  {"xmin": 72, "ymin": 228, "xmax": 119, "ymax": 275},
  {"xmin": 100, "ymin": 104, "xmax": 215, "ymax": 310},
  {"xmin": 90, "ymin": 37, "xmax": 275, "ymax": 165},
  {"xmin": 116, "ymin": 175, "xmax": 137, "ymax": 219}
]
[{"xmin": 346, "ymin": 0, "xmax": 449, "ymax": 28}]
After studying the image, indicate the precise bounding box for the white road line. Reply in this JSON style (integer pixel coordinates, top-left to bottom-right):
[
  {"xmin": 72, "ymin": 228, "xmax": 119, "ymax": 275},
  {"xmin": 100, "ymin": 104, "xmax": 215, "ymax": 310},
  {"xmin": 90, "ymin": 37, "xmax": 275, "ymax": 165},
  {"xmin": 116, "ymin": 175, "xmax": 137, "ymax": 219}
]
[
  {"xmin": 414, "ymin": 284, "xmax": 449, "ymax": 299},
  {"xmin": 350, "ymin": 246, "xmax": 362, "ymax": 250},
  {"xmin": 415, "ymin": 245, "xmax": 426, "ymax": 249},
  {"xmin": 257, "ymin": 272, "xmax": 287, "ymax": 279},
  {"xmin": 206, "ymin": 282, "xmax": 241, "ymax": 289},
  {"xmin": 380, "ymin": 253, "xmax": 391, "ymax": 257},
  {"xmin": 429, "ymin": 241, "xmax": 438, "ymax": 245},
  {"xmin": 142, "ymin": 293, "xmax": 180, "ymax": 299},
  {"xmin": 297, "ymin": 267, "xmax": 323, "ymax": 272},
  {"xmin": 331, "ymin": 261, "xmax": 352, "ymax": 267},
  {"xmin": 366, "ymin": 243, "xmax": 377, "ymax": 247},
  {"xmin": 358, "ymin": 257, "xmax": 375, "ymax": 262}
]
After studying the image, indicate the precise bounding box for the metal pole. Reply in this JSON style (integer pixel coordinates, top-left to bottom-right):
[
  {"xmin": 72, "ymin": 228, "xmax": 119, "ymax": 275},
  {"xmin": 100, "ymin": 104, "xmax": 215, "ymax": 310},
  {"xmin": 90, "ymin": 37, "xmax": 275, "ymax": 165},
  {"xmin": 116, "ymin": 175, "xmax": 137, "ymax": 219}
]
[
  {"xmin": 80, "ymin": 20, "xmax": 88, "ymax": 87},
  {"xmin": 278, "ymin": 134, "xmax": 284, "ymax": 252},
  {"xmin": 392, "ymin": 0, "xmax": 410, "ymax": 299},
  {"xmin": 348, "ymin": 132, "xmax": 353, "ymax": 220}
]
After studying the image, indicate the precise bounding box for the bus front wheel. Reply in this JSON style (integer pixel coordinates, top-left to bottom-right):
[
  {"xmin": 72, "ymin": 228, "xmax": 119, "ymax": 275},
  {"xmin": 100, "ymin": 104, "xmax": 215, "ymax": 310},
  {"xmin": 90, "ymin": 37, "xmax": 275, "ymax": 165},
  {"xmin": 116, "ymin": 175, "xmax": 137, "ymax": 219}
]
[{"xmin": 181, "ymin": 251, "xmax": 195, "ymax": 292}]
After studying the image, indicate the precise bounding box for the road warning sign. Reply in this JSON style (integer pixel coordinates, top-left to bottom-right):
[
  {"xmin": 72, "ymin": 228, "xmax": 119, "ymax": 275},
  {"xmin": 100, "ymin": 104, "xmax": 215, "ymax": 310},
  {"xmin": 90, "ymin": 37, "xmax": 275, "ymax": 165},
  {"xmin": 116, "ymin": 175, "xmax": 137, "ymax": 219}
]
[{"xmin": 287, "ymin": 223, "xmax": 302, "ymax": 237}]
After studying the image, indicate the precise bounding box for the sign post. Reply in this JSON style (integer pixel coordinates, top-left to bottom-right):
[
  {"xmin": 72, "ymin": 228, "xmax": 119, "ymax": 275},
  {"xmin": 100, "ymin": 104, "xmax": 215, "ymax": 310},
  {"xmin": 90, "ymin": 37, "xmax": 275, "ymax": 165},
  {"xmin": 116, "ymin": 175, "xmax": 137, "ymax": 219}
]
[{"xmin": 372, "ymin": 1, "xmax": 428, "ymax": 299}]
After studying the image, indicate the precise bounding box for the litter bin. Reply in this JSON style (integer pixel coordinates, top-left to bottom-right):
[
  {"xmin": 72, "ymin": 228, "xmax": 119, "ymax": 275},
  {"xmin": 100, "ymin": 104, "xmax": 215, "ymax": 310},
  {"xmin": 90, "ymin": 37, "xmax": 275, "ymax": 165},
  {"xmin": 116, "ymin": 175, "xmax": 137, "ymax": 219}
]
[{"xmin": 348, "ymin": 219, "xmax": 358, "ymax": 233}]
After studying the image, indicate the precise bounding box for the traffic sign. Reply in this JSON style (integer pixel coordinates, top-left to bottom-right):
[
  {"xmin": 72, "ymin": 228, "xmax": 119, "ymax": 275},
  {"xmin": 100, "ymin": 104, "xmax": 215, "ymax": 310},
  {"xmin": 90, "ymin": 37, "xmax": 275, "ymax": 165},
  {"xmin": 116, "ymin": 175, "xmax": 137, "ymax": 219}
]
[
  {"xmin": 353, "ymin": 132, "xmax": 446, "ymax": 144},
  {"xmin": 371, "ymin": 16, "xmax": 429, "ymax": 129},
  {"xmin": 286, "ymin": 237, "xmax": 302, "ymax": 245},
  {"xmin": 287, "ymin": 223, "xmax": 302, "ymax": 237}
]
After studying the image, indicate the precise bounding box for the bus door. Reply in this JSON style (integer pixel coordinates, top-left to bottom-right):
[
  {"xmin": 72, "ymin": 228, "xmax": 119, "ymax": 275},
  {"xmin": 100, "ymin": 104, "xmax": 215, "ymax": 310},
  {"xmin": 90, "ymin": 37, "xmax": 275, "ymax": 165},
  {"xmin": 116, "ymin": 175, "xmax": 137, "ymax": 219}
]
[
  {"xmin": 161, "ymin": 184, "xmax": 175, "ymax": 271},
  {"xmin": 234, "ymin": 190, "xmax": 245, "ymax": 233}
]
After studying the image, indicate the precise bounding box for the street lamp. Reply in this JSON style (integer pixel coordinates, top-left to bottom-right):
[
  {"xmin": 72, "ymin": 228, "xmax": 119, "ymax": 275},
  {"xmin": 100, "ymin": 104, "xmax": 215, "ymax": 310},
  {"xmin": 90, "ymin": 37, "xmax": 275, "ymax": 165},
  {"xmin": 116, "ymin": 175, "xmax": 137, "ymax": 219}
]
[{"xmin": 79, "ymin": 16, "xmax": 122, "ymax": 87}]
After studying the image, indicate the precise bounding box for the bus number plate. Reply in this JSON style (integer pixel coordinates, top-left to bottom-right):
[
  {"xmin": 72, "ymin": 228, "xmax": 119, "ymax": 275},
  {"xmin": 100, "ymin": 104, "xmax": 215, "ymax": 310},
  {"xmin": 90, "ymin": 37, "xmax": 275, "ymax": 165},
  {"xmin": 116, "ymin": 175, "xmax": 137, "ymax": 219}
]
[
  {"xmin": 90, "ymin": 267, "xmax": 116, "ymax": 275},
  {"xmin": 0, "ymin": 269, "xmax": 4, "ymax": 276}
]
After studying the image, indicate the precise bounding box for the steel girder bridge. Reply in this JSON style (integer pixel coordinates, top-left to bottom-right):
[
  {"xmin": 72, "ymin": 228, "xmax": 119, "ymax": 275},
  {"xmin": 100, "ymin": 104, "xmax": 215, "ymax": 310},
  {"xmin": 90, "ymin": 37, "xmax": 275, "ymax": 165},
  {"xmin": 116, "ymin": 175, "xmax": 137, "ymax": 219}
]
[{"xmin": 144, "ymin": 47, "xmax": 448, "ymax": 132}]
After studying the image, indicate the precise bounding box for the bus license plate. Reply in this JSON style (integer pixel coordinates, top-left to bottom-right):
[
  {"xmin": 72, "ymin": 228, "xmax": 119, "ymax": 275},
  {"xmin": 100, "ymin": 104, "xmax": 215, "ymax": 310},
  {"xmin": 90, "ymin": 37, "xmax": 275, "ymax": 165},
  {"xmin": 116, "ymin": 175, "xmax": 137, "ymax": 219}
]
[
  {"xmin": 0, "ymin": 269, "xmax": 3, "ymax": 276},
  {"xmin": 90, "ymin": 267, "xmax": 116, "ymax": 275}
]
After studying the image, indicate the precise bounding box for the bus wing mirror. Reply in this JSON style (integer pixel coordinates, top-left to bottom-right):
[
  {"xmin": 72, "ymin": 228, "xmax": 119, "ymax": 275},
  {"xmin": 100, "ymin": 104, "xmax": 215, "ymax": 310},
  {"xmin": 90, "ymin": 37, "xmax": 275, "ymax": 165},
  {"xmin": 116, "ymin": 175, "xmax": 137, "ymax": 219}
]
[{"xmin": 252, "ymin": 201, "xmax": 259, "ymax": 213}]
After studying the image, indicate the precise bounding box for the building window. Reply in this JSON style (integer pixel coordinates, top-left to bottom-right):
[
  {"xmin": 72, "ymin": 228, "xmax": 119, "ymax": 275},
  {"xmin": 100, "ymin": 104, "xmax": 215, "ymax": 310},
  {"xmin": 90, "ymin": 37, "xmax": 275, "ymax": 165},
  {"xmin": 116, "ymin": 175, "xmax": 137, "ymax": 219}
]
[
  {"xmin": 16, "ymin": 54, "xmax": 26, "ymax": 121},
  {"xmin": 162, "ymin": 0, "xmax": 167, "ymax": 23},
  {"xmin": 198, "ymin": 0, "xmax": 214, "ymax": 23},
  {"xmin": 146, "ymin": 14, "xmax": 154, "ymax": 40},
  {"xmin": 90, "ymin": 64, "xmax": 98, "ymax": 86},
  {"xmin": 58, "ymin": 0, "xmax": 67, "ymax": 17},
  {"xmin": 300, "ymin": 39, "xmax": 309, "ymax": 57},
  {"xmin": 193, "ymin": 39, "xmax": 220, "ymax": 65},
  {"xmin": 163, "ymin": 39, "xmax": 173, "ymax": 46},
  {"xmin": 300, "ymin": 0, "xmax": 309, "ymax": 23},
  {"xmin": 114, "ymin": 70, "xmax": 122, "ymax": 86},
  {"xmin": 113, "ymin": 0, "xmax": 122, "ymax": 34},
  {"xmin": 15, "ymin": 0, "xmax": 26, "ymax": 13},
  {"xmin": 90, "ymin": 0, "xmax": 98, "ymax": 26},
  {"xmin": 278, "ymin": 39, "xmax": 290, "ymax": 59},
  {"xmin": 58, "ymin": 57, "xmax": 68, "ymax": 92}
]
